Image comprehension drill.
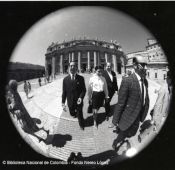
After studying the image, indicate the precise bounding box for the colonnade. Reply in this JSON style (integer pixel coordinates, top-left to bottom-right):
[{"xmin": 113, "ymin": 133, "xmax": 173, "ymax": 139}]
[{"xmin": 48, "ymin": 51, "xmax": 125, "ymax": 77}]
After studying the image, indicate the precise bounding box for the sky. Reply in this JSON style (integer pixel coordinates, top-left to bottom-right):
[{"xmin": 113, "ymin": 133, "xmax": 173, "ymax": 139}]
[{"xmin": 11, "ymin": 6, "xmax": 153, "ymax": 66}]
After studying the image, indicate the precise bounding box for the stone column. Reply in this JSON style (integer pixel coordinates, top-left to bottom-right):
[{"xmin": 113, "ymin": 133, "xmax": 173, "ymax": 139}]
[
  {"xmin": 52, "ymin": 56, "xmax": 56, "ymax": 79},
  {"xmin": 97, "ymin": 51, "xmax": 101, "ymax": 65},
  {"xmin": 94, "ymin": 51, "xmax": 97, "ymax": 68},
  {"xmin": 60, "ymin": 54, "xmax": 63, "ymax": 74},
  {"xmin": 105, "ymin": 52, "xmax": 108, "ymax": 64},
  {"xmin": 115, "ymin": 57, "xmax": 118, "ymax": 74},
  {"xmin": 72, "ymin": 52, "xmax": 75, "ymax": 62},
  {"xmin": 45, "ymin": 58, "xmax": 48, "ymax": 77},
  {"xmin": 69, "ymin": 53, "xmax": 71, "ymax": 63},
  {"xmin": 78, "ymin": 51, "xmax": 81, "ymax": 73},
  {"xmin": 121, "ymin": 56, "xmax": 125, "ymax": 74},
  {"xmin": 112, "ymin": 54, "xmax": 117, "ymax": 73},
  {"xmin": 87, "ymin": 51, "xmax": 90, "ymax": 70}
]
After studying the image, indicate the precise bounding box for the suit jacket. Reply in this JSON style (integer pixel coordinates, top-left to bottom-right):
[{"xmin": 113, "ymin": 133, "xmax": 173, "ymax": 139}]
[
  {"xmin": 112, "ymin": 73, "xmax": 149, "ymax": 131},
  {"xmin": 62, "ymin": 74, "xmax": 86, "ymax": 108},
  {"xmin": 102, "ymin": 70, "xmax": 118, "ymax": 97}
]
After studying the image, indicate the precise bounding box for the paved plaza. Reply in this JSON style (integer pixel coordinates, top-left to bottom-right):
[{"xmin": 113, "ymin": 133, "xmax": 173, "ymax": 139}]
[{"xmin": 9, "ymin": 73, "xmax": 164, "ymax": 165}]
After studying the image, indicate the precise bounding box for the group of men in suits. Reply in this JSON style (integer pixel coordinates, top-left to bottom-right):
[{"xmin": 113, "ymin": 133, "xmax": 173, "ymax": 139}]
[
  {"xmin": 61, "ymin": 61, "xmax": 118, "ymax": 130},
  {"xmin": 62, "ymin": 55, "xmax": 150, "ymax": 152}
]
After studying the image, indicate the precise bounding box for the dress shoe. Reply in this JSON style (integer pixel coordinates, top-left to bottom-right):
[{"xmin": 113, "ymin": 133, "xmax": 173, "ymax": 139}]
[
  {"xmin": 114, "ymin": 126, "xmax": 120, "ymax": 134},
  {"xmin": 39, "ymin": 138, "xmax": 45, "ymax": 143},
  {"xmin": 112, "ymin": 143, "xmax": 120, "ymax": 152},
  {"xmin": 112, "ymin": 140, "xmax": 123, "ymax": 152},
  {"xmin": 108, "ymin": 123, "xmax": 115, "ymax": 128}
]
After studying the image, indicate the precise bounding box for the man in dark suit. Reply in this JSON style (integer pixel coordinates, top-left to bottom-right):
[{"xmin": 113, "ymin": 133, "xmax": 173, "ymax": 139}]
[
  {"xmin": 112, "ymin": 55, "xmax": 149, "ymax": 151},
  {"xmin": 102, "ymin": 62, "xmax": 118, "ymax": 120},
  {"xmin": 62, "ymin": 62, "xmax": 86, "ymax": 130}
]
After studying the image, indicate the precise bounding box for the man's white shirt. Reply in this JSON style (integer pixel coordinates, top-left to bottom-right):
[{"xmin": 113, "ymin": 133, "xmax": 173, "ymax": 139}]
[
  {"xmin": 135, "ymin": 72, "xmax": 146, "ymax": 105},
  {"xmin": 107, "ymin": 71, "xmax": 113, "ymax": 82}
]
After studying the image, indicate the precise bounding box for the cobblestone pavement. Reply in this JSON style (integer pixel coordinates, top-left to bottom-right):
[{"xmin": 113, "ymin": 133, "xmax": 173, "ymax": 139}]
[{"xmin": 9, "ymin": 74, "xmax": 165, "ymax": 164}]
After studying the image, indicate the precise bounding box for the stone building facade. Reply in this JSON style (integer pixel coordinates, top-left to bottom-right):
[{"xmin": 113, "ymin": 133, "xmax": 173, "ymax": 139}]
[
  {"xmin": 126, "ymin": 39, "xmax": 168, "ymax": 81},
  {"xmin": 45, "ymin": 39, "xmax": 126, "ymax": 77}
]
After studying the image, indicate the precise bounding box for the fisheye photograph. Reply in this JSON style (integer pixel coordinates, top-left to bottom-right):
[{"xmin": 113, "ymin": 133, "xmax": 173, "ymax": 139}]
[{"xmin": 1, "ymin": 4, "xmax": 174, "ymax": 169}]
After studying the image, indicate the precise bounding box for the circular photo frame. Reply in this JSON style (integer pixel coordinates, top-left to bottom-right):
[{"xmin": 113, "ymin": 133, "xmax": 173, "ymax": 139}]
[{"xmin": 5, "ymin": 6, "xmax": 173, "ymax": 168}]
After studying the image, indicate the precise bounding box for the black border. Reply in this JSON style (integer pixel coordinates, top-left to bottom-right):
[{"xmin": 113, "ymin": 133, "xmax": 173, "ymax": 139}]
[{"xmin": 0, "ymin": 2, "xmax": 175, "ymax": 170}]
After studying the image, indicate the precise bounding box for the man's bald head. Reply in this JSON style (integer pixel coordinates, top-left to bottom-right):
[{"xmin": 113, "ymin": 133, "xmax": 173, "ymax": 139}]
[
  {"xmin": 133, "ymin": 55, "xmax": 147, "ymax": 65},
  {"xmin": 106, "ymin": 62, "xmax": 113, "ymax": 72},
  {"xmin": 133, "ymin": 55, "xmax": 147, "ymax": 78}
]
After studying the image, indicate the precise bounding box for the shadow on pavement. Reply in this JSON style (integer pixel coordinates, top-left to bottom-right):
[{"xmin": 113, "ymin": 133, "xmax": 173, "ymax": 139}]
[
  {"xmin": 44, "ymin": 134, "xmax": 72, "ymax": 147},
  {"xmin": 6, "ymin": 80, "xmax": 50, "ymax": 142},
  {"xmin": 84, "ymin": 104, "xmax": 117, "ymax": 127}
]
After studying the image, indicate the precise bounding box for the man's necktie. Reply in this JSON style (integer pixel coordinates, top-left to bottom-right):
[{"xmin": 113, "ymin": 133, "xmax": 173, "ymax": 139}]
[
  {"xmin": 141, "ymin": 78, "xmax": 145, "ymax": 107},
  {"xmin": 72, "ymin": 74, "xmax": 75, "ymax": 80}
]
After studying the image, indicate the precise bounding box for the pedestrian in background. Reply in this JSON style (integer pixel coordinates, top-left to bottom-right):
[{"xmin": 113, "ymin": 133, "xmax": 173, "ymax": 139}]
[
  {"xmin": 28, "ymin": 81, "xmax": 31, "ymax": 92},
  {"xmin": 38, "ymin": 77, "xmax": 42, "ymax": 86},
  {"xmin": 152, "ymin": 70, "xmax": 173, "ymax": 132},
  {"xmin": 24, "ymin": 80, "xmax": 29, "ymax": 99},
  {"xmin": 88, "ymin": 65, "xmax": 109, "ymax": 129}
]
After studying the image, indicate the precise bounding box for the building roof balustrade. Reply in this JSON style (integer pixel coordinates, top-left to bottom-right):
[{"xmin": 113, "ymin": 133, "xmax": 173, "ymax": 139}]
[
  {"xmin": 46, "ymin": 39, "xmax": 122, "ymax": 53},
  {"xmin": 148, "ymin": 61, "xmax": 168, "ymax": 64}
]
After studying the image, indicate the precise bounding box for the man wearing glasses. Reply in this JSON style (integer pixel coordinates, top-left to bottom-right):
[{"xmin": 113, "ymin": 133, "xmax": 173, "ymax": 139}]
[{"xmin": 111, "ymin": 55, "xmax": 149, "ymax": 151}]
